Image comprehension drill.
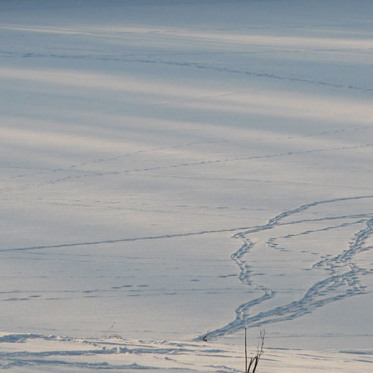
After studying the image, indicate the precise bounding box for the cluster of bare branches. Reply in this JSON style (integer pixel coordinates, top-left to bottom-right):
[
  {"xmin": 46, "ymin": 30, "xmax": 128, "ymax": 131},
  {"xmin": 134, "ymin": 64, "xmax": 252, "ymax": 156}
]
[{"xmin": 245, "ymin": 329, "xmax": 265, "ymax": 373}]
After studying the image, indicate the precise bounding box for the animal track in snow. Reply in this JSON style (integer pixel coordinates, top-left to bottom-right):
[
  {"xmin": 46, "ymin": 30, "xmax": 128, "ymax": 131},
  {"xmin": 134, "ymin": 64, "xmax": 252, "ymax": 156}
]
[{"xmin": 201, "ymin": 195, "xmax": 373, "ymax": 340}]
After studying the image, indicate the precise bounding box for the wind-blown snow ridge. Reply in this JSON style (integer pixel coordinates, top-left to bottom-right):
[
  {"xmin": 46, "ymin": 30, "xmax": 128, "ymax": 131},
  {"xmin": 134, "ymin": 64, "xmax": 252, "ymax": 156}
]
[
  {"xmin": 0, "ymin": 332, "xmax": 371, "ymax": 372},
  {"xmin": 0, "ymin": 333, "xmax": 243, "ymax": 372},
  {"xmin": 200, "ymin": 195, "xmax": 373, "ymax": 340}
]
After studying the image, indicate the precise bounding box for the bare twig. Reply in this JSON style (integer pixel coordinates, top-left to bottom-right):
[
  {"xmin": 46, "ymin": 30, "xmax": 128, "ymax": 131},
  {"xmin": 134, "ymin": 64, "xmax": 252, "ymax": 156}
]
[
  {"xmin": 245, "ymin": 328, "xmax": 248, "ymax": 372},
  {"xmin": 245, "ymin": 329, "xmax": 265, "ymax": 373}
]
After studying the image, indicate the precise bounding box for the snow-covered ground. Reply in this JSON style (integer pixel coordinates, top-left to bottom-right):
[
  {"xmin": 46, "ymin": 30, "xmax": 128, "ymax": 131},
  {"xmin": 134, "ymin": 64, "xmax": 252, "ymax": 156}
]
[{"xmin": 0, "ymin": 0, "xmax": 372, "ymax": 371}]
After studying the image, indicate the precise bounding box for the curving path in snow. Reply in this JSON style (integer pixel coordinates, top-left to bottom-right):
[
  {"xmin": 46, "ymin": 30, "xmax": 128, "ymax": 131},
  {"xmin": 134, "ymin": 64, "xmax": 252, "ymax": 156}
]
[{"xmin": 201, "ymin": 196, "xmax": 373, "ymax": 340}]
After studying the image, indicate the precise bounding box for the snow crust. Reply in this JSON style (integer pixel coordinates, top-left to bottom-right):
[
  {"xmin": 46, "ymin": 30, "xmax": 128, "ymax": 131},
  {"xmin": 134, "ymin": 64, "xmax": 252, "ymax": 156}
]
[{"xmin": 0, "ymin": 0, "xmax": 372, "ymax": 371}]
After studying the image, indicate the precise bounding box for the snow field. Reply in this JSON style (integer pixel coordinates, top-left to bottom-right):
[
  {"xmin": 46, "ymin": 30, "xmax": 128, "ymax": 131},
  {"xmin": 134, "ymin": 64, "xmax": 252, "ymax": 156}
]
[{"xmin": 0, "ymin": 0, "xmax": 372, "ymax": 371}]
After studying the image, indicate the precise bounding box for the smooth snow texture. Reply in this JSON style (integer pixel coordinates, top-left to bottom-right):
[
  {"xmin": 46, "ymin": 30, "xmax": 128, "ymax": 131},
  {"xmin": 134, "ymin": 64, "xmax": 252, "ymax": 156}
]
[{"xmin": 0, "ymin": 0, "xmax": 372, "ymax": 371}]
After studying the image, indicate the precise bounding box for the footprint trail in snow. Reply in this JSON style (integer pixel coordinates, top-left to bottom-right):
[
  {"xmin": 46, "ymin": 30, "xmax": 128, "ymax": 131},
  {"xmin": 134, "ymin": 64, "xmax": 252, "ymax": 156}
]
[{"xmin": 202, "ymin": 195, "xmax": 373, "ymax": 340}]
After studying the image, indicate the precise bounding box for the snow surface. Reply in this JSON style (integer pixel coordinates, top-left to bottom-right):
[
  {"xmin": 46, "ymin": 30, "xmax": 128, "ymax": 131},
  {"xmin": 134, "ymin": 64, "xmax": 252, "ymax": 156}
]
[{"xmin": 0, "ymin": 0, "xmax": 372, "ymax": 371}]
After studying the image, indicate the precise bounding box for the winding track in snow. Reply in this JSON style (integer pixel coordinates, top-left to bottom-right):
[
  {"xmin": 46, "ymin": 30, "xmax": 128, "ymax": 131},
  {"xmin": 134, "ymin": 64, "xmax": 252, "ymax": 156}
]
[{"xmin": 200, "ymin": 195, "xmax": 373, "ymax": 340}]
